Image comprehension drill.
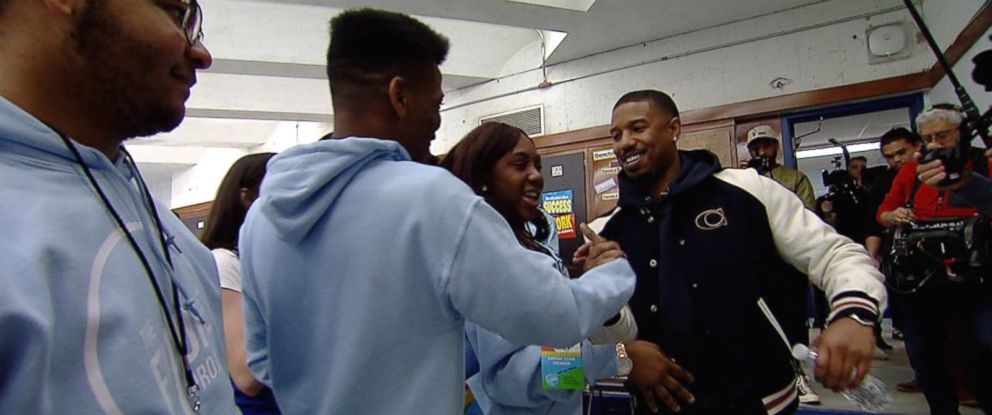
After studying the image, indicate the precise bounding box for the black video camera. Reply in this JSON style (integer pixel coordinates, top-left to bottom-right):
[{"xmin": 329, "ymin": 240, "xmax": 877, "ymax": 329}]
[
  {"xmin": 819, "ymin": 141, "xmax": 863, "ymax": 207},
  {"xmin": 746, "ymin": 156, "xmax": 772, "ymax": 174},
  {"xmin": 883, "ymin": 215, "xmax": 992, "ymax": 292},
  {"xmin": 919, "ymin": 138, "xmax": 970, "ymax": 186}
]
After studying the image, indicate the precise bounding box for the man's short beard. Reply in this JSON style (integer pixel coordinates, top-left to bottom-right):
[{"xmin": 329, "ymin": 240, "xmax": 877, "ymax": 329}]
[{"xmin": 68, "ymin": 0, "xmax": 182, "ymax": 142}]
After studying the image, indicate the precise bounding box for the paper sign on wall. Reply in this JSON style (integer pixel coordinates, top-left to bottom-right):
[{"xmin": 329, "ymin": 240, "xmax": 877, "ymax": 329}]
[
  {"xmin": 542, "ymin": 190, "xmax": 576, "ymax": 239},
  {"xmin": 592, "ymin": 149, "xmax": 615, "ymax": 161},
  {"xmin": 594, "ymin": 178, "xmax": 617, "ymax": 195}
]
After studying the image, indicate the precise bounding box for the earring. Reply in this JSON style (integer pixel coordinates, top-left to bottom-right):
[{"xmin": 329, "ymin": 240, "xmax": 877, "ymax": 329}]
[{"xmin": 481, "ymin": 185, "xmax": 489, "ymax": 192}]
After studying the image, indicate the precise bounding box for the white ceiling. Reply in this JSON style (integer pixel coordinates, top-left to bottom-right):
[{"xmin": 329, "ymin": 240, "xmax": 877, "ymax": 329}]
[{"xmin": 132, "ymin": 0, "xmax": 876, "ymax": 181}]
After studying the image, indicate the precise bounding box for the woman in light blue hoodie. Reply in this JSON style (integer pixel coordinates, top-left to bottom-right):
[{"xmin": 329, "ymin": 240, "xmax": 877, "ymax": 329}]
[{"xmin": 443, "ymin": 122, "xmax": 637, "ymax": 415}]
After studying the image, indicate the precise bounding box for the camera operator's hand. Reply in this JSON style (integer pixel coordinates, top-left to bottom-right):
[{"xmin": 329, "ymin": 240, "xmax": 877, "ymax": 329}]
[
  {"xmin": 879, "ymin": 207, "xmax": 916, "ymax": 228},
  {"xmin": 915, "ymin": 152, "xmax": 971, "ymax": 191}
]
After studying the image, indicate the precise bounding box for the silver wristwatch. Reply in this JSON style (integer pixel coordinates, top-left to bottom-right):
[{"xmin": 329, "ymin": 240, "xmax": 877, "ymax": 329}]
[{"xmin": 615, "ymin": 342, "xmax": 633, "ymax": 377}]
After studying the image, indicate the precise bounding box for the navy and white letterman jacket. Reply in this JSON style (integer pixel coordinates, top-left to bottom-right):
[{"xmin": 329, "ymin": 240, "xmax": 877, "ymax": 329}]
[{"xmin": 601, "ymin": 150, "xmax": 886, "ymax": 415}]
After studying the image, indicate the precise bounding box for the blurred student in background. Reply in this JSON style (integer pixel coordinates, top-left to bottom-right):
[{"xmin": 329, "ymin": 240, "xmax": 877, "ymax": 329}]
[{"xmin": 201, "ymin": 153, "xmax": 280, "ymax": 414}]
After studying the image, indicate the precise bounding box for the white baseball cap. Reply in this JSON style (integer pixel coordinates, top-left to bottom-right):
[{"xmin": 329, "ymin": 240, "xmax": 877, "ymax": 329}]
[{"xmin": 746, "ymin": 125, "xmax": 780, "ymax": 147}]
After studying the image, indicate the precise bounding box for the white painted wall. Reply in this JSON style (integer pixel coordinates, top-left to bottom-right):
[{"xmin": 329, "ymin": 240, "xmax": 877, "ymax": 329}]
[
  {"xmin": 164, "ymin": 0, "xmax": 983, "ymax": 208},
  {"xmin": 161, "ymin": 121, "xmax": 331, "ymax": 209},
  {"xmin": 433, "ymin": 0, "xmax": 981, "ymax": 154},
  {"xmin": 145, "ymin": 175, "xmax": 174, "ymax": 209},
  {"xmin": 170, "ymin": 148, "xmax": 247, "ymax": 208},
  {"xmin": 925, "ymin": 26, "xmax": 992, "ymax": 127}
]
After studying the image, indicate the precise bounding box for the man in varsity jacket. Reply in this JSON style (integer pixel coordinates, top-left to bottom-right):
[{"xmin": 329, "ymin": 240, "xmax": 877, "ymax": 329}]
[{"xmin": 586, "ymin": 90, "xmax": 887, "ymax": 415}]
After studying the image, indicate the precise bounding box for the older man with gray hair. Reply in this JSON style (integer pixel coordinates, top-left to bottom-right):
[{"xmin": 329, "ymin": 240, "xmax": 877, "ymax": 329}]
[{"xmin": 876, "ymin": 104, "xmax": 992, "ymax": 414}]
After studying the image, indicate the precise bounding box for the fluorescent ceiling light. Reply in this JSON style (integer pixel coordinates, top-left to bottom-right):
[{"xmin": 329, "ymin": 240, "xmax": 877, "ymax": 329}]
[
  {"xmin": 506, "ymin": 0, "xmax": 597, "ymax": 12},
  {"xmin": 796, "ymin": 142, "xmax": 880, "ymax": 159}
]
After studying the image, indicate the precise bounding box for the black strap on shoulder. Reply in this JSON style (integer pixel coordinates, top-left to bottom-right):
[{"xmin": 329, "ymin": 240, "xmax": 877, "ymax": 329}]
[
  {"xmin": 904, "ymin": 178, "xmax": 924, "ymax": 210},
  {"xmin": 971, "ymin": 148, "xmax": 989, "ymax": 177}
]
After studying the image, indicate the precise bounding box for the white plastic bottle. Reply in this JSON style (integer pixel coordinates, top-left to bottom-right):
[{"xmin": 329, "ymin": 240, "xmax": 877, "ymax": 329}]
[{"xmin": 791, "ymin": 344, "xmax": 891, "ymax": 412}]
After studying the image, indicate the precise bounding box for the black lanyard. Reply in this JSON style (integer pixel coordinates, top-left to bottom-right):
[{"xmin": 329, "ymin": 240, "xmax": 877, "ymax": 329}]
[{"xmin": 57, "ymin": 133, "xmax": 200, "ymax": 413}]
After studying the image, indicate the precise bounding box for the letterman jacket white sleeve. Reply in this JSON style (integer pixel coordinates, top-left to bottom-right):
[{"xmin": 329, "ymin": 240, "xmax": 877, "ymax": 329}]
[{"xmin": 715, "ymin": 168, "xmax": 887, "ymax": 323}]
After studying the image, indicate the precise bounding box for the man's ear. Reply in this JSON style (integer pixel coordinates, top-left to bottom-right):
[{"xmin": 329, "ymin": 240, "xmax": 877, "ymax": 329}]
[
  {"xmin": 669, "ymin": 116, "xmax": 682, "ymax": 143},
  {"xmin": 387, "ymin": 76, "xmax": 409, "ymax": 119}
]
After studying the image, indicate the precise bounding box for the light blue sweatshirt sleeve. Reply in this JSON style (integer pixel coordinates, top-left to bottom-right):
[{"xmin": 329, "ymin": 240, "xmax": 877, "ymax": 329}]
[
  {"xmin": 242, "ymin": 274, "xmax": 272, "ymax": 388},
  {"xmin": 466, "ymin": 323, "xmax": 617, "ymax": 411},
  {"xmin": 582, "ymin": 342, "xmax": 621, "ymax": 383},
  {"xmin": 0, "ymin": 273, "xmax": 51, "ymax": 415},
  {"xmin": 465, "ymin": 333, "xmax": 480, "ymax": 379},
  {"xmin": 444, "ymin": 201, "xmax": 636, "ymax": 348}
]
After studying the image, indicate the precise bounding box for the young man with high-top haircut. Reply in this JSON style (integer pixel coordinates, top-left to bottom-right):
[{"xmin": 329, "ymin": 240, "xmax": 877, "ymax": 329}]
[{"xmin": 238, "ymin": 9, "xmax": 636, "ymax": 414}]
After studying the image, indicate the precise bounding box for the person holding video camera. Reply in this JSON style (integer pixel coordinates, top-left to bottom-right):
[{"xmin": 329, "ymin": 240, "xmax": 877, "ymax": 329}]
[
  {"xmin": 745, "ymin": 125, "xmax": 816, "ymax": 211},
  {"xmin": 916, "ymin": 149, "xmax": 992, "ymax": 214},
  {"xmin": 876, "ymin": 104, "xmax": 992, "ymax": 414}
]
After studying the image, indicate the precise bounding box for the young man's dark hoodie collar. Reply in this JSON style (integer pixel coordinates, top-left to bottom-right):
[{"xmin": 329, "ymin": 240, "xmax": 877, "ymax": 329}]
[{"xmin": 616, "ymin": 149, "xmax": 722, "ymax": 207}]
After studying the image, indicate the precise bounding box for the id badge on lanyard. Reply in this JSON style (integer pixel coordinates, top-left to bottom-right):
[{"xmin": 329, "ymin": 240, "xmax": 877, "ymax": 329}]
[{"xmin": 540, "ymin": 344, "xmax": 584, "ymax": 390}]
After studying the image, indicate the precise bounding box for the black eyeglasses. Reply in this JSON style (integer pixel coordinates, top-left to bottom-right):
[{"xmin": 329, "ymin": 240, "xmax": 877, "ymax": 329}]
[{"xmin": 182, "ymin": 0, "xmax": 204, "ymax": 46}]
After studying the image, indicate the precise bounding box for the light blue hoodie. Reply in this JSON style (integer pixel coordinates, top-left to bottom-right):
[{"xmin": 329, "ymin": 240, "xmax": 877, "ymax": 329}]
[
  {"xmin": 464, "ymin": 241, "xmax": 620, "ymax": 415},
  {"xmin": 465, "ymin": 330, "xmax": 618, "ymax": 415},
  {"xmin": 239, "ymin": 137, "xmax": 635, "ymax": 414},
  {"xmin": 0, "ymin": 97, "xmax": 237, "ymax": 414}
]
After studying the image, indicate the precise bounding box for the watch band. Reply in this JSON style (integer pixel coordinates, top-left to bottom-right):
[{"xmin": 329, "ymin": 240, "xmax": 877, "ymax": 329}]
[
  {"xmin": 847, "ymin": 313, "xmax": 876, "ymax": 327},
  {"xmin": 615, "ymin": 342, "xmax": 633, "ymax": 377}
]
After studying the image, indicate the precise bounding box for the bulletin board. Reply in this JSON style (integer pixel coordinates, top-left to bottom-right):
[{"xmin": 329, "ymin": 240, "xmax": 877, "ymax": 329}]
[
  {"xmin": 678, "ymin": 127, "xmax": 735, "ymax": 168},
  {"xmin": 588, "ymin": 146, "xmax": 621, "ymax": 220}
]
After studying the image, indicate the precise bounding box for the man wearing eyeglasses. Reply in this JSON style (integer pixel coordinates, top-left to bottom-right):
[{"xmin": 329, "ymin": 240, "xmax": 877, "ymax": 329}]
[
  {"xmin": 876, "ymin": 104, "xmax": 992, "ymax": 413},
  {"xmin": 0, "ymin": 1, "xmax": 236, "ymax": 414},
  {"xmin": 878, "ymin": 105, "xmax": 989, "ymax": 226}
]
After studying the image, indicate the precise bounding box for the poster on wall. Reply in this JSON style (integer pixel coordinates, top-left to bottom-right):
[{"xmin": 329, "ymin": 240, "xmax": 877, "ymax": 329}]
[
  {"xmin": 541, "ymin": 190, "xmax": 577, "ymax": 239},
  {"xmin": 590, "ymin": 146, "xmax": 621, "ymax": 219}
]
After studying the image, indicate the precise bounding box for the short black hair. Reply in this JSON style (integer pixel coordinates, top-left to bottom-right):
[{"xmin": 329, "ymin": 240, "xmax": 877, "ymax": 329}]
[
  {"xmin": 326, "ymin": 8, "xmax": 449, "ymax": 112},
  {"xmin": 613, "ymin": 90, "xmax": 680, "ymax": 118},
  {"xmin": 850, "ymin": 156, "xmax": 867, "ymax": 163},
  {"xmin": 879, "ymin": 127, "xmax": 922, "ymax": 148}
]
